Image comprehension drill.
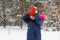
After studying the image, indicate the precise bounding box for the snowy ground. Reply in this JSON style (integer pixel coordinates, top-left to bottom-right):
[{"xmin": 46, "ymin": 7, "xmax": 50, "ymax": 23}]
[{"xmin": 0, "ymin": 26, "xmax": 60, "ymax": 40}]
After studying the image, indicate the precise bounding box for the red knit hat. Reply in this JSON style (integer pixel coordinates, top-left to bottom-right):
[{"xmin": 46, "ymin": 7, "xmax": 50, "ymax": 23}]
[
  {"xmin": 39, "ymin": 15, "xmax": 47, "ymax": 21},
  {"xmin": 30, "ymin": 7, "xmax": 37, "ymax": 17}
]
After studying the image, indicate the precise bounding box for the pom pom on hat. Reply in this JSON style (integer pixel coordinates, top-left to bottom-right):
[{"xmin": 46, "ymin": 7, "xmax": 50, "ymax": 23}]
[{"xmin": 39, "ymin": 15, "xmax": 47, "ymax": 21}]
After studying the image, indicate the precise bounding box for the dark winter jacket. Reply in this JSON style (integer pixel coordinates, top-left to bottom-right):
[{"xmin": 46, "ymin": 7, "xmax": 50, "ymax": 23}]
[{"xmin": 22, "ymin": 13, "xmax": 44, "ymax": 40}]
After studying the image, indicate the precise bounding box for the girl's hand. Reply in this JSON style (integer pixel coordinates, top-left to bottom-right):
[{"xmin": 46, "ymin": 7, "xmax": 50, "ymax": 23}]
[{"xmin": 30, "ymin": 16, "xmax": 35, "ymax": 20}]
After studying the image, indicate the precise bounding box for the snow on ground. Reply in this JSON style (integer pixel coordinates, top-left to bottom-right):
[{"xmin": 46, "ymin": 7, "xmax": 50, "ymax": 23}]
[{"xmin": 0, "ymin": 26, "xmax": 60, "ymax": 40}]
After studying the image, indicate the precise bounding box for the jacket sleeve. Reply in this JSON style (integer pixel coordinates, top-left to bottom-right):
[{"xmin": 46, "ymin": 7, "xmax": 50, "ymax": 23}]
[
  {"xmin": 22, "ymin": 13, "xmax": 30, "ymax": 23},
  {"xmin": 35, "ymin": 13, "xmax": 44, "ymax": 26}
]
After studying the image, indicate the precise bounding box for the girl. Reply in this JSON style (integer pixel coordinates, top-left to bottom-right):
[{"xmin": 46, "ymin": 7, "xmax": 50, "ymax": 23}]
[{"xmin": 22, "ymin": 2, "xmax": 47, "ymax": 40}]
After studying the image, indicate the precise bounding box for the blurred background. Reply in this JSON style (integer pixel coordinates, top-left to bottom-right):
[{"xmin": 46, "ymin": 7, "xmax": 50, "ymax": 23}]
[{"xmin": 0, "ymin": 0, "xmax": 60, "ymax": 31}]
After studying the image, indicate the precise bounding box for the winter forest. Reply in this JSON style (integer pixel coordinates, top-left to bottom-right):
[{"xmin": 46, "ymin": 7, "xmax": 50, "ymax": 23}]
[{"xmin": 0, "ymin": 0, "xmax": 60, "ymax": 31}]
